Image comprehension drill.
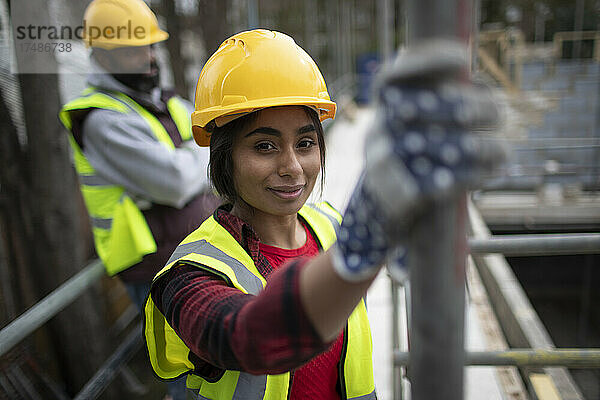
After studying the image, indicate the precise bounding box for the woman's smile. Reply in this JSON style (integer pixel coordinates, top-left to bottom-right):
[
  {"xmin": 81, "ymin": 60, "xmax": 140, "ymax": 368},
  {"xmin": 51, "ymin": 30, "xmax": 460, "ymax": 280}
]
[{"xmin": 267, "ymin": 184, "xmax": 306, "ymax": 200}]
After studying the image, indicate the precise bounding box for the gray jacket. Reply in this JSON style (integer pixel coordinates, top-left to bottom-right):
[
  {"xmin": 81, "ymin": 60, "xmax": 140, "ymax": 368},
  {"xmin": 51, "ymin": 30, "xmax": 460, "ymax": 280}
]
[{"xmin": 81, "ymin": 66, "xmax": 209, "ymax": 209}]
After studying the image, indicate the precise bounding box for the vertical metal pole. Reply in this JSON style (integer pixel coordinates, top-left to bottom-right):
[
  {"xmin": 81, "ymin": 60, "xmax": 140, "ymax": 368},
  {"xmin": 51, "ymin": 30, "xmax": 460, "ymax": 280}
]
[
  {"xmin": 378, "ymin": 0, "xmax": 394, "ymax": 62},
  {"xmin": 471, "ymin": 0, "xmax": 481, "ymax": 73},
  {"xmin": 409, "ymin": 201, "xmax": 468, "ymax": 400},
  {"xmin": 405, "ymin": 1, "xmax": 472, "ymax": 399},
  {"xmin": 341, "ymin": 2, "xmax": 351, "ymax": 79},
  {"xmin": 573, "ymin": 0, "xmax": 584, "ymax": 59},
  {"xmin": 303, "ymin": 0, "xmax": 316, "ymax": 55},
  {"xmin": 534, "ymin": 4, "xmax": 548, "ymax": 44},
  {"xmin": 391, "ymin": 279, "xmax": 402, "ymax": 400},
  {"xmin": 247, "ymin": 0, "xmax": 259, "ymax": 29},
  {"xmin": 335, "ymin": 0, "xmax": 343, "ymax": 81},
  {"xmin": 349, "ymin": 0, "xmax": 357, "ymax": 87},
  {"xmin": 0, "ymin": 222, "xmax": 16, "ymax": 321}
]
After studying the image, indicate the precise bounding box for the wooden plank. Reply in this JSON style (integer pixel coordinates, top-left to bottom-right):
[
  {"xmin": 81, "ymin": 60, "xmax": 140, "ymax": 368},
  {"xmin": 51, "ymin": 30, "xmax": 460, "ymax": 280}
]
[
  {"xmin": 467, "ymin": 257, "xmax": 529, "ymax": 399},
  {"xmin": 530, "ymin": 373, "xmax": 561, "ymax": 400}
]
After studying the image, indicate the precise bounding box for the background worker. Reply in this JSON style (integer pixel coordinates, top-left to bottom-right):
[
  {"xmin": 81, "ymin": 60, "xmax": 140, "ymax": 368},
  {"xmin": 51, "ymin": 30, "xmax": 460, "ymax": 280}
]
[
  {"xmin": 144, "ymin": 29, "xmax": 500, "ymax": 399},
  {"xmin": 60, "ymin": 1, "xmax": 217, "ymax": 398},
  {"xmin": 60, "ymin": 0, "xmax": 216, "ymax": 306}
]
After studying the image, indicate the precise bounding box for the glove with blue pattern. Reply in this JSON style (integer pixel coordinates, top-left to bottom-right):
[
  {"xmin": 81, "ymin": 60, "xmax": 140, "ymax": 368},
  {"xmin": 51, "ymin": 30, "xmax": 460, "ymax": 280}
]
[{"xmin": 331, "ymin": 40, "xmax": 505, "ymax": 282}]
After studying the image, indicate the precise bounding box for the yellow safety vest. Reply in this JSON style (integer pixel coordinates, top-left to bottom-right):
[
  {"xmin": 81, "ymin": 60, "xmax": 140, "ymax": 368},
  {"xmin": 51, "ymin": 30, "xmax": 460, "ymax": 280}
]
[
  {"xmin": 59, "ymin": 88, "xmax": 193, "ymax": 275},
  {"xmin": 144, "ymin": 203, "xmax": 376, "ymax": 400}
]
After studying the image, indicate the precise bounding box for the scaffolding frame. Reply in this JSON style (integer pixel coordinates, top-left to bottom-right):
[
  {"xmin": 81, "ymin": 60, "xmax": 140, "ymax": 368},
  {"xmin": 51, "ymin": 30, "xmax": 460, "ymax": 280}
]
[
  {"xmin": 394, "ymin": 1, "xmax": 600, "ymax": 399},
  {"xmin": 390, "ymin": 200, "xmax": 599, "ymax": 400}
]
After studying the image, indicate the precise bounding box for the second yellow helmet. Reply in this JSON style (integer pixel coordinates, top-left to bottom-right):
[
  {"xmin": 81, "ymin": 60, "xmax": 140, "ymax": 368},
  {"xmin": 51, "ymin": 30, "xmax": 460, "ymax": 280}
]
[{"xmin": 82, "ymin": 0, "xmax": 169, "ymax": 49}]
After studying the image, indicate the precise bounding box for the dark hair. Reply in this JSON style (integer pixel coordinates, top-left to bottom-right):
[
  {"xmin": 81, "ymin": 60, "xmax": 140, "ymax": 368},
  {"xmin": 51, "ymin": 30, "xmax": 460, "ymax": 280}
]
[{"xmin": 208, "ymin": 106, "xmax": 326, "ymax": 205}]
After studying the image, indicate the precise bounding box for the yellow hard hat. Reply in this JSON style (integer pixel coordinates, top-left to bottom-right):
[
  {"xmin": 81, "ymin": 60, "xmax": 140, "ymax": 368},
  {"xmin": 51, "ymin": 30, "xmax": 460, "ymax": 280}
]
[
  {"xmin": 191, "ymin": 29, "xmax": 337, "ymax": 147},
  {"xmin": 82, "ymin": 0, "xmax": 169, "ymax": 49}
]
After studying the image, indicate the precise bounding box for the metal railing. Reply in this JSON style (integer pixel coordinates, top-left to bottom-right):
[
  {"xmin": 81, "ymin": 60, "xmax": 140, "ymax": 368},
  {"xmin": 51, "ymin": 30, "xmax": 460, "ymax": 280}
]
[
  {"xmin": 73, "ymin": 326, "xmax": 143, "ymax": 400},
  {"xmin": 390, "ymin": 197, "xmax": 600, "ymax": 399},
  {"xmin": 394, "ymin": 349, "xmax": 600, "ymax": 368},
  {"xmin": 0, "ymin": 259, "xmax": 142, "ymax": 399},
  {"xmin": 390, "ymin": 231, "xmax": 600, "ymax": 399},
  {"xmin": 0, "ymin": 259, "xmax": 104, "ymax": 358},
  {"xmin": 469, "ymin": 233, "xmax": 600, "ymax": 256}
]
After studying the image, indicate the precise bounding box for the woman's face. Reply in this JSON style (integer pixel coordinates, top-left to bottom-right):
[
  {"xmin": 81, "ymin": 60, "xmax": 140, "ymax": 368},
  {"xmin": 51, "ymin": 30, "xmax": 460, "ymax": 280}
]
[{"xmin": 231, "ymin": 106, "xmax": 321, "ymax": 217}]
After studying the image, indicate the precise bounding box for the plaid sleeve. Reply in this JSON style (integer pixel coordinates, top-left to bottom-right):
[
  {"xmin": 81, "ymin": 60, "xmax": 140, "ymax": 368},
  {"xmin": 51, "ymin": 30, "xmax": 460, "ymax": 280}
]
[
  {"xmin": 230, "ymin": 257, "xmax": 331, "ymax": 375},
  {"xmin": 150, "ymin": 258, "xmax": 330, "ymax": 377}
]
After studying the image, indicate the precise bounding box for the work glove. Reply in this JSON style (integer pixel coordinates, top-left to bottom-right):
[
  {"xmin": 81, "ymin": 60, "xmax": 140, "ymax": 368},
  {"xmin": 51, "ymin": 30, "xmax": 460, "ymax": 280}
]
[{"xmin": 331, "ymin": 40, "xmax": 505, "ymax": 282}]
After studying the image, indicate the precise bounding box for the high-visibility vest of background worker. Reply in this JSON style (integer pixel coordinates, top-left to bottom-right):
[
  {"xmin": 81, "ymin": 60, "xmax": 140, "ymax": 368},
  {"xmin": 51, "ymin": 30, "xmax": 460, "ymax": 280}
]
[
  {"xmin": 143, "ymin": 28, "xmax": 500, "ymax": 399},
  {"xmin": 59, "ymin": 1, "xmax": 218, "ymax": 399}
]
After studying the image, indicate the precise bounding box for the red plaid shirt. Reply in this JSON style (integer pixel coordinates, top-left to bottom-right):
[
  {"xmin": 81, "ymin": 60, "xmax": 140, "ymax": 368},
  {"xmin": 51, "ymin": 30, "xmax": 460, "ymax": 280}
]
[{"xmin": 150, "ymin": 206, "xmax": 339, "ymax": 384}]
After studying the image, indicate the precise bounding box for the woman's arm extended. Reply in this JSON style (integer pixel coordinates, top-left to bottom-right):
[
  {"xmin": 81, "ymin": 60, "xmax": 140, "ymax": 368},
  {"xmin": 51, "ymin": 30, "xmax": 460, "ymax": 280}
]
[
  {"xmin": 152, "ymin": 260, "xmax": 336, "ymax": 376},
  {"xmin": 300, "ymin": 251, "xmax": 377, "ymax": 342}
]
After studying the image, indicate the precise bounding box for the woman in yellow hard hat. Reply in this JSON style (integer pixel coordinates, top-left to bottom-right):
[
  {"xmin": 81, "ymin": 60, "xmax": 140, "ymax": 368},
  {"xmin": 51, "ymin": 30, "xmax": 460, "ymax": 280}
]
[
  {"xmin": 143, "ymin": 29, "xmax": 377, "ymax": 399},
  {"xmin": 143, "ymin": 29, "xmax": 496, "ymax": 399}
]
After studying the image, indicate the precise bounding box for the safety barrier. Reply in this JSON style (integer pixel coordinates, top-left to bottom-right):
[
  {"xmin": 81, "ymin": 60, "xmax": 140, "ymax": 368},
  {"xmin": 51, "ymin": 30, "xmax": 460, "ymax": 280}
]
[{"xmin": 391, "ymin": 202, "xmax": 600, "ymax": 400}]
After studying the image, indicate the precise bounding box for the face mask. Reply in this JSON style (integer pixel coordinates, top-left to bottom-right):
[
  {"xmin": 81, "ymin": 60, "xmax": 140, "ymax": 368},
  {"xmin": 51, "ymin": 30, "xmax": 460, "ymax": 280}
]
[{"xmin": 112, "ymin": 59, "xmax": 160, "ymax": 93}]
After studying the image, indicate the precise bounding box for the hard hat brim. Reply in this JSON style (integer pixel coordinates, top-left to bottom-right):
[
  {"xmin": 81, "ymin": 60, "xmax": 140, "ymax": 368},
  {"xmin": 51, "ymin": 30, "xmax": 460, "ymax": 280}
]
[
  {"xmin": 84, "ymin": 30, "xmax": 169, "ymax": 49},
  {"xmin": 191, "ymin": 97, "xmax": 336, "ymax": 147}
]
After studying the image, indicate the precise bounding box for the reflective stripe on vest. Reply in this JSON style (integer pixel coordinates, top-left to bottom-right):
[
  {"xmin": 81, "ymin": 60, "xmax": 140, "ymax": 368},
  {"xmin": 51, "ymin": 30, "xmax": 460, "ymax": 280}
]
[
  {"xmin": 193, "ymin": 371, "xmax": 290, "ymax": 400},
  {"xmin": 345, "ymin": 392, "xmax": 377, "ymax": 400},
  {"xmin": 59, "ymin": 89, "xmax": 192, "ymax": 275},
  {"xmin": 166, "ymin": 239, "xmax": 264, "ymax": 295},
  {"xmin": 144, "ymin": 203, "xmax": 375, "ymax": 399}
]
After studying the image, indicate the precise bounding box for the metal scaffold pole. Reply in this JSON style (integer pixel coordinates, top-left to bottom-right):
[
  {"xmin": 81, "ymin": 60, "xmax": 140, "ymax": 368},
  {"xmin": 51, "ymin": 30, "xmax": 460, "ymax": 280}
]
[
  {"xmin": 405, "ymin": 0, "xmax": 472, "ymax": 399},
  {"xmin": 247, "ymin": 0, "xmax": 259, "ymax": 29},
  {"xmin": 378, "ymin": 0, "xmax": 394, "ymax": 62}
]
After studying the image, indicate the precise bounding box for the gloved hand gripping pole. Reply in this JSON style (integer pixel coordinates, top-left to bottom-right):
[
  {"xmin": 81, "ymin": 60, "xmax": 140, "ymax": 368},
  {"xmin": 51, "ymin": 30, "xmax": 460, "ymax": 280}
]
[{"xmin": 376, "ymin": 40, "xmax": 504, "ymax": 400}]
